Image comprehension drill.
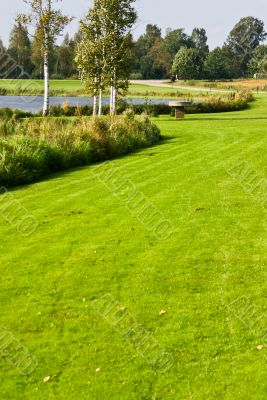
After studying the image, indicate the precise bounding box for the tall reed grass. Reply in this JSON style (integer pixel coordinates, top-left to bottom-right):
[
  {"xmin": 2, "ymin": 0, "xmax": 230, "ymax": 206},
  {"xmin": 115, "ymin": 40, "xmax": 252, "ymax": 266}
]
[{"xmin": 0, "ymin": 111, "xmax": 161, "ymax": 187}]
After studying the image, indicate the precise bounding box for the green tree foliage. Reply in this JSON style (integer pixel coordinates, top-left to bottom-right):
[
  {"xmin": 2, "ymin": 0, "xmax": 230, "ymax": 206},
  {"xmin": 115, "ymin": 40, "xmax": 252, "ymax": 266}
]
[
  {"xmin": 134, "ymin": 26, "xmax": 193, "ymax": 79},
  {"xmin": 135, "ymin": 24, "xmax": 161, "ymax": 59},
  {"xmin": 191, "ymin": 28, "xmax": 209, "ymax": 58},
  {"xmin": 56, "ymin": 34, "xmax": 76, "ymax": 78},
  {"xmin": 163, "ymin": 28, "xmax": 192, "ymax": 59},
  {"xmin": 0, "ymin": 38, "xmax": 7, "ymax": 79},
  {"xmin": 3, "ymin": 11, "xmax": 267, "ymax": 83},
  {"xmin": 76, "ymin": 3, "xmax": 107, "ymax": 115},
  {"xmin": 258, "ymin": 57, "xmax": 267, "ymax": 73},
  {"xmin": 19, "ymin": 0, "xmax": 72, "ymax": 116},
  {"xmin": 76, "ymin": 0, "xmax": 137, "ymax": 115},
  {"xmin": 139, "ymin": 37, "xmax": 171, "ymax": 79},
  {"xmin": 224, "ymin": 16, "xmax": 267, "ymax": 76},
  {"xmin": 133, "ymin": 24, "xmax": 165, "ymax": 78},
  {"xmin": 7, "ymin": 22, "xmax": 32, "ymax": 77},
  {"xmin": 204, "ymin": 47, "xmax": 230, "ymax": 79},
  {"xmin": 190, "ymin": 28, "xmax": 209, "ymax": 77},
  {"xmin": 172, "ymin": 46, "xmax": 202, "ymax": 80},
  {"xmin": 31, "ymin": 29, "xmax": 43, "ymax": 78},
  {"xmin": 248, "ymin": 45, "xmax": 267, "ymax": 74},
  {"xmin": 0, "ymin": 37, "xmax": 6, "ymax": 57}
]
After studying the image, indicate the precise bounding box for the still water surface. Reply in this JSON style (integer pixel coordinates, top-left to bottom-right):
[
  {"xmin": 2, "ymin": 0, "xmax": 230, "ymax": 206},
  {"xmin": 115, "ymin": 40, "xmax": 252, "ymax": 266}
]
[{"xmin": 0, "ymin": 95, "xmax": 171, "ymax": 112}]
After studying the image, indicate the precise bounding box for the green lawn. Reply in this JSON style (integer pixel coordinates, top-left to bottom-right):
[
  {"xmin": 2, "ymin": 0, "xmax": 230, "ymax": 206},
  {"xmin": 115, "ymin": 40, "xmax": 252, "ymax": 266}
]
[
  {"xmin": 0, "ymin": 79, "xmax": 214, "ymax": 98},
  {"xmin": 0, "ymin": 79, "xmax": 82, "ymax": 91},
  {"xmin": 168, "ymin": 79, "xmax": 267, "ymax": 92},
  {"xmin": 0, "ymin": 96, "xmax": 266, "ymax": 399}
]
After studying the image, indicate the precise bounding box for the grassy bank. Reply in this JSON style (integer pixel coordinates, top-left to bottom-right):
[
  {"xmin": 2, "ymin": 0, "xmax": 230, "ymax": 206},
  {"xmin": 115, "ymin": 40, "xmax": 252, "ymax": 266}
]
[
  {"xmin": 0, "ymin": 79, "xmax": 230, "ymax": 98},
  {"xmin": 0, "ymin": 79, "xmax": 83, "ymax": 96},
  {"xmin": 170, "ymin": 78, "xmax": 267, "ymax": 92},
  {"xmin": 0, "ymin": 78, "xmax": 266, "ymax": 98},
  {"xmin": 0, "ymin": 96, "xmax": 266, "ymax": 399}
]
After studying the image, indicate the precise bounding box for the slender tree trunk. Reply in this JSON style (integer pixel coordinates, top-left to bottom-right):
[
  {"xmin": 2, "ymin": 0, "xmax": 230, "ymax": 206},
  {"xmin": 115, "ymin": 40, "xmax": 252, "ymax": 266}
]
[
  {"xmin": 93, "ymin": 90, "xmax": 97, "ymax": 116},
  {"xmin": 43, "ymin": 49, "xmax": 49, "ymax": 116},
  {"xmin": 112, "ymin": 86, "xmax": 116, "ymax": 114},
  {"xmin": 110, "ymin": 68, "xmax": 117, "ymax": 116},
  {"xmin": 110, "ymin": 85, "xmax": 114, "ymax": 115},
  {"xmin": 110, "ymin": 85, "xmax": 116, "ymax": 116},
  {"xmin": 98, "ymin": 88, "xmax": 102, "ymax": 115}
]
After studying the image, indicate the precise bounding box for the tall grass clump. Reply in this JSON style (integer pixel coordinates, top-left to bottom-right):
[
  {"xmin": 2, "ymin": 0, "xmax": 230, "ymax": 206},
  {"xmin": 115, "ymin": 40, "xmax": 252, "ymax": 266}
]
[
  {"xmin": 187, "ymin": 90, "xmax": 254, "ymax": 114},
  {"xmin": 0, "ymin": 112, "xmax": 161, "ymax": 187}
]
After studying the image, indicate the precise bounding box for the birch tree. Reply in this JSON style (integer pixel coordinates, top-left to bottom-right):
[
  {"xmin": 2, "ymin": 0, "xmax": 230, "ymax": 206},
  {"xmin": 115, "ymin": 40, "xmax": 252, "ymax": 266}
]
[
  {"xmin": 75, "ymin": 2, "xmax": 105, "ymax": 115},
  {"xmin": 76, "ymin": 0, "xmax": 136, "ymax": 116},
  {"xmin": 19, "ymin": 0, "xmax": 72, "ymax": 116},
  {"xmin": 100, "ymin": 0, "xmax": 137, "ymax": 115}
]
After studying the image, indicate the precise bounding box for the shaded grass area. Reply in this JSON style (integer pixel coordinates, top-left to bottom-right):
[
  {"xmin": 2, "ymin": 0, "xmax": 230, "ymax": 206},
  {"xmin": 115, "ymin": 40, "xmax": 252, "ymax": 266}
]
[{"xmin": 0, "ymin": 96, "xmax": 266, "ymax": 399}]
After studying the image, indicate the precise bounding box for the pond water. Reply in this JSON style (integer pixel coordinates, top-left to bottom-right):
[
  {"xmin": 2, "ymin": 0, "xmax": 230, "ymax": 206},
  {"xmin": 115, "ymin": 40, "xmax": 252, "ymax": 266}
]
[{"xmin": 0, "ymin": 95, "xmax": 171, "ymax": 112}]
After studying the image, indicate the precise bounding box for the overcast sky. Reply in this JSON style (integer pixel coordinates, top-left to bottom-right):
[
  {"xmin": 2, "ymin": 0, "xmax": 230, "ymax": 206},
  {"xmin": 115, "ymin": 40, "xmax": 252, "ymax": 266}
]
[{"xmin": 0, "ymin": 0, "xmax": 266, "ymax": 49}]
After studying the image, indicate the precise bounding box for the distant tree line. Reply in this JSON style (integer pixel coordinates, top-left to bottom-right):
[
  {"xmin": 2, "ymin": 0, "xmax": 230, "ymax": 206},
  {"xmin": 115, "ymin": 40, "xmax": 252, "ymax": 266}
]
[
  {"xmin": 133, "ymin": 17, "xmax": 267, "ymax": 80},
  {"xmin": 0, "ymin": 15, "xmax": 266, "ymax": 82},
  {"xmin": 0, "ymin": 21, "xmax": 79, "ymax": 80}
]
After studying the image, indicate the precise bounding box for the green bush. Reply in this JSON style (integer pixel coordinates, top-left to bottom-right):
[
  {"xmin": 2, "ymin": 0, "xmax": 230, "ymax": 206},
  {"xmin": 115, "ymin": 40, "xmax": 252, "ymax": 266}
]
[
  {"xmin": 48, "ymin": 102, "xmax": 171, "ymax": 117},
  {"xmin": 49, "ymin": 91, "xmax": 253, "ymax": 117},
  {"xmin": 187, "ymin": 91, "xmax": 254, "ymax": 114},
  {"xmin": 0, "ymin": 108, "xmax": 34, "ymax": 119},
  {"xmin": 129, "ymin": 72, "xmax": 143, "ymax": 80},
  {"xmin": 0, "ymin": 113, "xmax": 161, "ymax": 187}
]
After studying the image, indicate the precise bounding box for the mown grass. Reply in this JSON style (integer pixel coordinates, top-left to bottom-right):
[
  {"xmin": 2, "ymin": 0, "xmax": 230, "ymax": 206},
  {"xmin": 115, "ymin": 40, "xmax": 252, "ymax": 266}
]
[
  {"xmin": 0, "ymin": 96, "xmax": 266, "ymax": 399},
  {"xmin": 0, "ymin": 79, "xmax": 218, "ymax": 98},
  {"xmin": 0, "ymin": 79, "xmax": 82, "ymax": 92}
]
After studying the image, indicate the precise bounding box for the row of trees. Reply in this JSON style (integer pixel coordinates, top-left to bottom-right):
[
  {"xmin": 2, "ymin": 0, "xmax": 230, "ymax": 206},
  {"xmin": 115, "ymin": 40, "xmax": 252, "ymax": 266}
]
[
  {"xmin": 134, "ymin": 17, "xmax": 267, "ymax": 80},
  {"xmin": 177, "ymin": 17, "xmax": 267, "ymax": 80},
  {"xmin": 1, "ymin": 14, "xmax": 267, "ymax": 83},
  {"xmin": 132, "ymin": 25, "xmax": 209, "ymax": 79},
  {"xmin": 0, "ymin": 0, "xmax": 136, "ymax": 116},
  {"xmin": 0, "ymin": 21, "xmax": 78, "ymax": 80}
]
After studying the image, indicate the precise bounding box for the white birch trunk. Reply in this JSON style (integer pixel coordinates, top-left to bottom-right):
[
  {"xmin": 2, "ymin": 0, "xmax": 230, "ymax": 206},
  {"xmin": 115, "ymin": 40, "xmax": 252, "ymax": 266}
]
[
  {"xmin": 98, "ymin": 88, "xmax": 103, "ymax": 116},
  {"xmin": 110, "ymin": 86, "xmax": 114, "ymax": 115},
  {"xmin": 93, "ymin": 91, "xmax": 97, "ymax": 116},
  {"xmin": 110, "ymin": 68, "xmax": 117, "ymax": 115},
  {"xmin": 112, "ymin": 86, "xmax": 116, "ymax": 115},
  {"xmin": 43, "ymin": 49, "xmax": 49, "ymax": 116}
]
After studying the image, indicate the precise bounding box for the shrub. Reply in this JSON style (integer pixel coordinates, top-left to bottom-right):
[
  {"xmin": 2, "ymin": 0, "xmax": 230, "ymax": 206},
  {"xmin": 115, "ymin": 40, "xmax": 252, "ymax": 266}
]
[
  {"xmin": 187, "ymin": 91, "xmax": 254, "ymax": 114},
  {"xmin": 0, "ymin": 108, "xmax": 33, "ymax": 119},
  {"xmin": 0, "ymin": 113, "xmax": 161, "ymax": 187},
  {"xmin": 186, "ymin": 80, "xmax": 197, "ymax": 86},
  {"xmin": 129, "ymin": 72, "xmax": 143, "ymax": 80}
]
